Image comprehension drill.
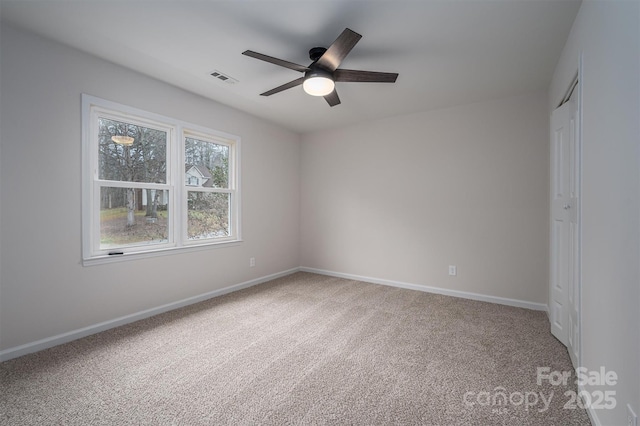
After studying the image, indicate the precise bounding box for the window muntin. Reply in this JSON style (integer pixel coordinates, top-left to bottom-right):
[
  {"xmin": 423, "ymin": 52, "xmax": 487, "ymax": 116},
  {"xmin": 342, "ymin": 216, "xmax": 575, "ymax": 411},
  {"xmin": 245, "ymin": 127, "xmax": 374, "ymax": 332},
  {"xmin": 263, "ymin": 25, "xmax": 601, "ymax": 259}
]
[{"xmin": 83, "ymin": 95, "xmax": 240, "ymax": 263}]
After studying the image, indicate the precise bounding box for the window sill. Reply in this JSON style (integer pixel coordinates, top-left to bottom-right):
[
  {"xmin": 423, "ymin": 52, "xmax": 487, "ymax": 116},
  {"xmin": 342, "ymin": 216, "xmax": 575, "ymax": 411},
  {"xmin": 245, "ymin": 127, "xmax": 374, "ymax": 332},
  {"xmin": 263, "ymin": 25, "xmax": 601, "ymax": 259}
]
[{"xmin": 82, "ymin": 239, "xmax": 243, "ymax": 266}]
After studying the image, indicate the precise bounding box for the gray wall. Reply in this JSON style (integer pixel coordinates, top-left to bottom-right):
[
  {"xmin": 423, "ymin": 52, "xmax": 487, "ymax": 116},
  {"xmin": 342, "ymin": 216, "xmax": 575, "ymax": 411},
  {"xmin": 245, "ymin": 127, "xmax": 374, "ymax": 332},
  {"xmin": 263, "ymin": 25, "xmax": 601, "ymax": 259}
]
[
  {"xmin": 549, "ymin": 1, "xmax": 640, "ymax": 424},
  {"xmin": 300, "ymin": 92, "xmax": 550, "ymax": 305},
  {"xmin": 0, "ymin": 25, "xmax": 301, "ymax": 351}
]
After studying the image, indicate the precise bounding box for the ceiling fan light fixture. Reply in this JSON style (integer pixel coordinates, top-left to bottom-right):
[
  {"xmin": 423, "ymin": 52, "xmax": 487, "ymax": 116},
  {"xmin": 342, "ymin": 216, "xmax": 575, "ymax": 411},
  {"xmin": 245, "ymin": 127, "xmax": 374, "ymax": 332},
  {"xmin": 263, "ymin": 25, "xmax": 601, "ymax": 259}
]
[
  {"xmin": 111, "ymin": 135, "xmax": 134, "ymax": 145},
  {"xmin": 303, "ymin": 72, "xmax": 335, "ymax": 97}
]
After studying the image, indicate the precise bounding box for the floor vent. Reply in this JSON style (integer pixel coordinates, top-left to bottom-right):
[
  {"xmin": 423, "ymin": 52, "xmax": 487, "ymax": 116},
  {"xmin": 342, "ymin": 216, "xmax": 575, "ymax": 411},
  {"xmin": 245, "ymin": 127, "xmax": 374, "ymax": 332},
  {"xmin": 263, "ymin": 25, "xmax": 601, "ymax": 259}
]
[{"xmin": 210, "ymin": 70, "xmax": 238, "ymax": 85}]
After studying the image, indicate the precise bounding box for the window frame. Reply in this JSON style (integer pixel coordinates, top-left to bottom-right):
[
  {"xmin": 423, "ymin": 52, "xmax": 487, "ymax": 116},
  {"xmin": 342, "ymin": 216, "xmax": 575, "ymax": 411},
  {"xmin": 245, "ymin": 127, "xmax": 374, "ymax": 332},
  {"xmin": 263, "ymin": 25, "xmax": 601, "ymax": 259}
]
[{"xmin": 82, "ymin": 94, "xmax": 241, "ymax": 265}]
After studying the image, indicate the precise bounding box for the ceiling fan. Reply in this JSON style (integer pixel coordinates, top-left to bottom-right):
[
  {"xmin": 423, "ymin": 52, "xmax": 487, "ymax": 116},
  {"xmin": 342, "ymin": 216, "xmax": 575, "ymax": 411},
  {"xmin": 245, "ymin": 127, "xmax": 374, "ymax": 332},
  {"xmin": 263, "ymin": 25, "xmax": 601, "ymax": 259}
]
[{"xmin": 242, "ymin": 28, "xmax": 399, "ymax": 107}]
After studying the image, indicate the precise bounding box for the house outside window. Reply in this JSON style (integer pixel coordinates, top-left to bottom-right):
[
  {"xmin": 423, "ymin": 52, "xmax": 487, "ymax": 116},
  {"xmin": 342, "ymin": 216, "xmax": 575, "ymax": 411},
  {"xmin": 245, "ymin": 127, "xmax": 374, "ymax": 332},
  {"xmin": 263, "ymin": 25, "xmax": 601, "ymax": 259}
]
[{"xmin": 82, "ymin": 95, "xmax": 240, "ymax": 264}]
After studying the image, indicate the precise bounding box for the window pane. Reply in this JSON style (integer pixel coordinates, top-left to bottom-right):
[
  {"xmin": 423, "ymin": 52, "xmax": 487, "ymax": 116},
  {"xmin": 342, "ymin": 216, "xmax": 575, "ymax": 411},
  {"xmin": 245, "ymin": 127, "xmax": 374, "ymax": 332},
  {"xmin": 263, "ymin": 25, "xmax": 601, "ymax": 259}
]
[
  {"xmin": 187, "ymin": 192, "xmax": 230, "ymax": 240},
  {"xmin": 100, "ymin": 187, "xmax": 169, "ymax": 249},
  {"xmin": 185, "ymin": 137, "xmax": 229, "ymax": 188},
  {"xmin": 99, "ymin": 118, "xmax": 167, "ymax": 183}
]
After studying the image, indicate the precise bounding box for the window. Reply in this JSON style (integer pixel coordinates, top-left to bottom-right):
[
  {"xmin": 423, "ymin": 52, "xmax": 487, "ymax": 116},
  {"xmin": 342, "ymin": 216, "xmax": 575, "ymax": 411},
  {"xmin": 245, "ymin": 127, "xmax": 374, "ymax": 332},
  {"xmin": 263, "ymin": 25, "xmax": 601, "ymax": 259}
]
[{"xmin": 82, "ymin": 95, "xmax": 240, "ymax": 264}]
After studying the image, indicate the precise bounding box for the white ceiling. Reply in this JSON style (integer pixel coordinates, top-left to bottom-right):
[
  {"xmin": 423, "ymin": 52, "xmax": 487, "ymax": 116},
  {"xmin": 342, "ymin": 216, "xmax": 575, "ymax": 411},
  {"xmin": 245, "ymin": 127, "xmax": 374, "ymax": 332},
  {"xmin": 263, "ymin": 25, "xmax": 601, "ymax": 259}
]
[{"xmin": 1, "ymin": 0, "xmax": 580, "ymax": 134}]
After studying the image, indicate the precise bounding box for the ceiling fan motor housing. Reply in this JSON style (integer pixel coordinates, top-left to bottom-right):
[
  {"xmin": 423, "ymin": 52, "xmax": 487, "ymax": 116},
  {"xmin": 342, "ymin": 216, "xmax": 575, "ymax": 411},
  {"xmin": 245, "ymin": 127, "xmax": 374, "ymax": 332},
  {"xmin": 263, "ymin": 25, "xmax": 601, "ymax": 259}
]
[
  {"xmin": 309, "ymin": 47, "xmax": 327, "ymax": 62},
  {"xmin": 305, "ymin": 68, "xmax": 332, "ymax": 80}
]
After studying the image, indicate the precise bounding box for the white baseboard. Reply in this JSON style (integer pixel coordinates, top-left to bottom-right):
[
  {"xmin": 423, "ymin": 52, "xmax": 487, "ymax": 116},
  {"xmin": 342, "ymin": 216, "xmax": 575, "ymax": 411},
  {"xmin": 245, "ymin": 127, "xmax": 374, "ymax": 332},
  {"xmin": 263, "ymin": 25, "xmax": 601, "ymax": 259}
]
[
  {"xmin": 0, "ymin": 268, "xmax": 300, "ymax": 362},
  {"xmin": 300, "ymin": 266, "xmax": 548, "ymax": 311},
  {"xmin": 0, "ymin": 266, "xmax": 549, "ymax": 362},
  {"xmin": 579, "ymin": 382, "xmax": 600, "ymax": 426}
]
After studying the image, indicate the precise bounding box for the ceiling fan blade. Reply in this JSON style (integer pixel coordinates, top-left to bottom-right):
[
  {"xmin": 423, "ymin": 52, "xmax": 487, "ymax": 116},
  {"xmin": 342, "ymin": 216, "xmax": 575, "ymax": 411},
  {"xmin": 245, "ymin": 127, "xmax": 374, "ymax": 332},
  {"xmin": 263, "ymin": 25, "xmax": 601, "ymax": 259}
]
[
  {"xmin": 315, "ymin": 28, "xmax": 362, "ymax": 72},
  {"xmin": 334, "ymin": 69, "xmax": 399, "ymax": 83},
  {"xmin": 242, "ymin": 50, "xmax": 310, "ymax": 73},
  {"xmin": 324, "ymin": 90, "xmax": 341, "ymax": 107},
  {"xmin": 260, "ymin": 77, "xmax": 305, "ymax": 96}
]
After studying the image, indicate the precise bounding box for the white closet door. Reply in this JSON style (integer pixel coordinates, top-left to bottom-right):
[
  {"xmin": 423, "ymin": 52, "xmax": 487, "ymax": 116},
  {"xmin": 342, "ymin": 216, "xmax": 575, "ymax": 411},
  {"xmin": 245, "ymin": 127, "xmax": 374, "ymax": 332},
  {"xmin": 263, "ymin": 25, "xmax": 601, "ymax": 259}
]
[{"xmin": 550, "ymin": 96, "xmax": 580, "ymax": 368}]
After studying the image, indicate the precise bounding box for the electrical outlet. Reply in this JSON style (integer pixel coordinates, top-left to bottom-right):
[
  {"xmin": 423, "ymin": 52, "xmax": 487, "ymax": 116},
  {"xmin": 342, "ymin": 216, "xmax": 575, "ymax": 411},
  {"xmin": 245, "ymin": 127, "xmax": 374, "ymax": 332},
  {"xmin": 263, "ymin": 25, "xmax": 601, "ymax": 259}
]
[
  {"xmin": 628, "ymin": 404, "xmax": 637, "ymax": 426},
  {"xmin": 448, "ymin": 265, "xmax": 457, "ymax": 276},
  {"xmin": 249, "ymin": 257, "xmax": 255, "ymax": 268}
]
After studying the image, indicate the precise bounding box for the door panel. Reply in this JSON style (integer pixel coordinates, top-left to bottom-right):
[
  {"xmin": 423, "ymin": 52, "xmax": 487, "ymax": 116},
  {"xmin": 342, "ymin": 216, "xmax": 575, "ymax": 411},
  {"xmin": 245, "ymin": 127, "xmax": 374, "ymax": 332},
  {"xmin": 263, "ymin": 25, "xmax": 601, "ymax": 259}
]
[
  {"xmin": 550, "ymin": 97, "xmax": 580, "ymax": 368},
  {"xmin": 550, "ymin": 101, "xmax": 571, "ymax": 346}
]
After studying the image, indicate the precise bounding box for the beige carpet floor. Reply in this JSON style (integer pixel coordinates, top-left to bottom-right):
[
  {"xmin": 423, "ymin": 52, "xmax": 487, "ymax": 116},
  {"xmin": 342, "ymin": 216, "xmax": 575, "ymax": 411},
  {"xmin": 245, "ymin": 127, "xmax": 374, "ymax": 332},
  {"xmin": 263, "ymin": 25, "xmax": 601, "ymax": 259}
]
[{"xmin": 0, "ymin": 272, "xmax": 590, "ymax": 425}]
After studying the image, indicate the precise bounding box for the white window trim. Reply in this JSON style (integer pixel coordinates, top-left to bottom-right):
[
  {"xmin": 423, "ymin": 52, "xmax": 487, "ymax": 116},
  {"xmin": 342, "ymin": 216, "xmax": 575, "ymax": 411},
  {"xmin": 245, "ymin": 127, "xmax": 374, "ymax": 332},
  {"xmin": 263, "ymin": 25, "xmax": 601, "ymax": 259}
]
[{"xmin": 81, "ymin": 94, "xmax": 242, "ymax": 266}]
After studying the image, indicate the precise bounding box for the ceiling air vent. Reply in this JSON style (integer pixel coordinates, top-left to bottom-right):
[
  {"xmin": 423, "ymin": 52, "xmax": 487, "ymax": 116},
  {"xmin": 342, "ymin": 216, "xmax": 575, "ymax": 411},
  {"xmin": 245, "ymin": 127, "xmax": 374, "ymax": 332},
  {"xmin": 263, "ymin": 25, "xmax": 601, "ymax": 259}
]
[{"xmin": 210, "ymin": 70, "xmax": 238, "ymax": 85}]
